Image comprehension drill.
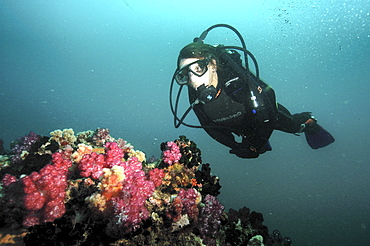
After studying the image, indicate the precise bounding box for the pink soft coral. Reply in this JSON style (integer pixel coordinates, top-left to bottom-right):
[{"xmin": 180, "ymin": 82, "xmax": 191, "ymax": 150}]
[
  {"xmin": 110, "ymin": 157, "xmax": 155, "ymax": 232},
  {"xmin": 162, "ymin": 141, "xmax": 181, "ymax": 165}
]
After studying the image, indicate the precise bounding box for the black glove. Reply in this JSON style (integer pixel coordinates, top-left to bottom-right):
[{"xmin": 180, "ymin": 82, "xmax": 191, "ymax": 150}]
[{"xmin": 229, "ymin": 146, "xmax": 259, "ymax": 159}]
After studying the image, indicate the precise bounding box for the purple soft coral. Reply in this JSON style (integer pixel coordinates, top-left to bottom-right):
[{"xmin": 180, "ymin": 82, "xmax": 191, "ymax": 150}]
[
  {"xmin": 11, "ymin": 131, "xmax": 40, "ymax": 163},
  {"xmin": 198, "ymin": 194, "xmax": 224, "ymax": 246}
]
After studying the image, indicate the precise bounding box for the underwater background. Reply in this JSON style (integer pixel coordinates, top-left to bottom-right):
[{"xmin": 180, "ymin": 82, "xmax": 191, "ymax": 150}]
[{"xmin": 0, "ymin": 0, "xmax": 369, "ymax": 245}]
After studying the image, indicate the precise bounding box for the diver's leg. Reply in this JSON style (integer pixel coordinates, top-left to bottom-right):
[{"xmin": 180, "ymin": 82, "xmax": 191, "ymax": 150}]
[
  {"xmin": 274, "ymin": 104, "xmax": 311, "ymax": 133},
  {"xmin": 275, "ymin": 104, "xmax": 335, "ymax": 148}
]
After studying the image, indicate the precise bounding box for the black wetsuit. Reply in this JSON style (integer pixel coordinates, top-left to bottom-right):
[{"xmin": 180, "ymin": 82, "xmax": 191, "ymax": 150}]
[{"xmin": 189, "ymin": 67, "xmax": 311, "ymax": 158}]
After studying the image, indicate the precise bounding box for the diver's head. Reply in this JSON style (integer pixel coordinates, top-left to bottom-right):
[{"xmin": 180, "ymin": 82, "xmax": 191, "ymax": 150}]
[
  {"xmin": 177, "ymin": 43, "xmax": 218, "ymax": 66},
  {"xmin": 175, "ymin": 43, "xmax": 219, "ymax": 90}
]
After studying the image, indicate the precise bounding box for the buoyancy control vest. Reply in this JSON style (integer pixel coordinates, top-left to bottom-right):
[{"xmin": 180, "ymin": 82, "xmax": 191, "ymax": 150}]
[
  {"xmin": 216, "ymin": 48, "xmax": 277, "ymax": 124},
  {"xmin": 202, "ymin": 87, "xmax": 247, "ymax": 126}
]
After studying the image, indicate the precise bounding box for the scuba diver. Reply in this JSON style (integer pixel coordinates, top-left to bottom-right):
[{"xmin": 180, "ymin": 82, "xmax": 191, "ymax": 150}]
[{"xmin": 170, "ymin": 24, "xmax": 335, "ymax": 159}]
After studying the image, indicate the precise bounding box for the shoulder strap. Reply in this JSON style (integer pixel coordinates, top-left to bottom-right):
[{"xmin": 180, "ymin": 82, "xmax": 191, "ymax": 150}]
[{"xmin": 217, "ymin": 48, "xmax": 248, "ymax": 82}]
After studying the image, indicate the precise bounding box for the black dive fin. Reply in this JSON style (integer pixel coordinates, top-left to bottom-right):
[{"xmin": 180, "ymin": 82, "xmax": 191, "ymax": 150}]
[{"xmin": 304, "ymin": 124, "xmax": 335, "ymax": 149}]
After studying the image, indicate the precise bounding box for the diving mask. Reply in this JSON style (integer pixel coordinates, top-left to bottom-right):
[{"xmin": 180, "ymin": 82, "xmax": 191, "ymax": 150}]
[{"xmin": 175, "ymin": 57, "xmax": 210, "ymax": 85}]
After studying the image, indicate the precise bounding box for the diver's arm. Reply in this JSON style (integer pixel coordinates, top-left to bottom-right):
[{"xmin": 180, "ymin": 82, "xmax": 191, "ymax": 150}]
[
  {"xmin": 204, "ymin": 127, "xmax": 240, "ymax": 150},
  {"xmin": 194, "ymin": 105, "xmax": 265, "ymax": 158},
  {"xmin": 193, "ymin": 106, "xmax": 240, "ymax": 150}
]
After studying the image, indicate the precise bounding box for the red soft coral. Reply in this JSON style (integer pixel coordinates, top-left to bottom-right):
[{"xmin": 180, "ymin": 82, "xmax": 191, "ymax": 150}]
[
  {"xmin": 78, "ymin": 142, "xmax": 124, "ymax": 179},
  {"xmin": 21, "ymin": 150, "xmax": 72, "ymax": 227},
  {"xmin": 148, "ymin": 168, "xmax": 165, "ymax": 187},
  {"xmin": 1, "ymin": 174, "xmax": 17, "ymax": 187}
]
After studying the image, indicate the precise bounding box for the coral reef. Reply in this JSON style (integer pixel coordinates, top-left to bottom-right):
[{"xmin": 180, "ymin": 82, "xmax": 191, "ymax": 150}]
[{"xmin": 0, "ymin": 128, "xmax": 292, "ymax": 245}]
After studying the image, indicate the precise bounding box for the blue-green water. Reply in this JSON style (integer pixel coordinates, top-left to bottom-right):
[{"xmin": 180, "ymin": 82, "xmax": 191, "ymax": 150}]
[{"xmin": 0, "ymin": 1, "xmax": 369, "ymax": 245}]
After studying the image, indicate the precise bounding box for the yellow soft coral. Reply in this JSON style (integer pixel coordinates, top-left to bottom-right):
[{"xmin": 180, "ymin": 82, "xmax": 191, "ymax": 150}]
[
  {"xmin": 50, "ymin": 128, "xmax": 77, "ymax": 147},
  {"xmin": 85, "ymin": 166, "xmax": 125, "ymax": 212},
  {"xmin": 72, "ymin": 143, "xmax": 93, "ymax": 163},
  {"xmin": 0, "ymin": 229, "xmax": 27, "ymax": 245},
  {"xmin": 148, "ymin": 189, "xmax": 171, "ymax": 209},
  {"xmin": 85, "ymin": 193, "xmax": 107, "ymax": 212},
  {"xmin": 86, "ymin": 166, "xmax": 126, "ymax": 212},
  {"xmin": 76, "ymin": 130, "xmax": 94, "ymax": 144},
  {"xmin": 128, "ymin": 149, "xmax": 146, "ymax": 162},
  {"xmin": 98, "ymin": 166, "xmax": 126, "ymax": 200},
  {"xmin": 162, "ymin": 163, "xmax": 196, "ymax": 190}
]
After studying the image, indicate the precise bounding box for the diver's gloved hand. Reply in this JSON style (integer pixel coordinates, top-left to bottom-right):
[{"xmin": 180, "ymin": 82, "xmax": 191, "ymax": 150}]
[
  {"xmin": 258, "ymin": 141, "xmax": 272, "ymax": 154},
  {"xmin": 229, "ymin": 144, "xmax": 259, "ymax": 159}
]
